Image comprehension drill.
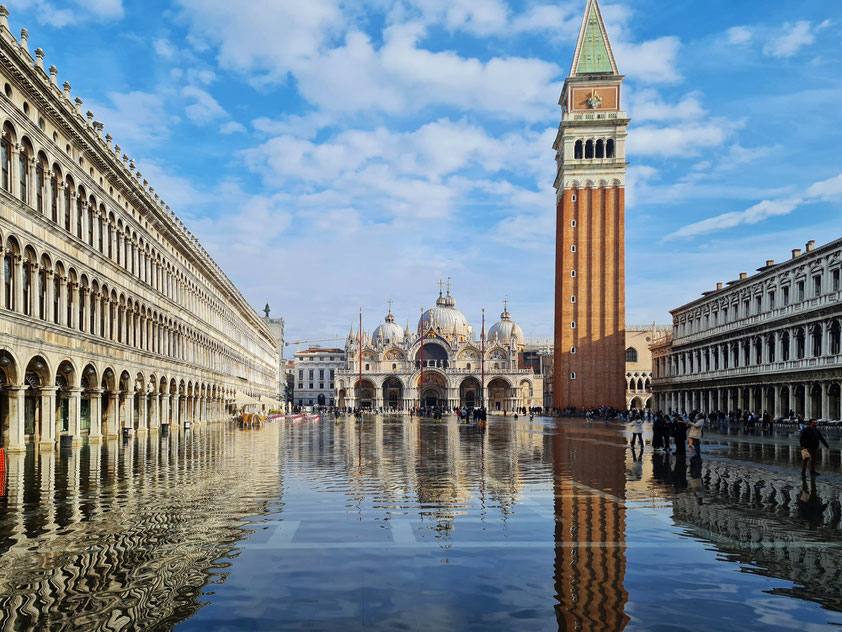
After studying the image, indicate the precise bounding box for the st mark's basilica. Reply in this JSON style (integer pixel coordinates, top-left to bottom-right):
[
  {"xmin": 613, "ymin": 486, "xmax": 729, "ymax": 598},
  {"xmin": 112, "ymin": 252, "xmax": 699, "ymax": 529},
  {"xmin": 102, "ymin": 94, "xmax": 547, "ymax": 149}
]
[{"xmin": 335, "ymin": 285, "xmax": 543, "ymax": 412}]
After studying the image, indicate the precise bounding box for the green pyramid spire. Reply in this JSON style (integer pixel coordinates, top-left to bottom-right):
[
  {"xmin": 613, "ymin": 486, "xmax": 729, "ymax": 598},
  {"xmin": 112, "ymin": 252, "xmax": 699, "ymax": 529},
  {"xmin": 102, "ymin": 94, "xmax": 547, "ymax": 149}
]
[{"xmin": 574, "ymin": 0, "xmax": 616, "ymax": 75}]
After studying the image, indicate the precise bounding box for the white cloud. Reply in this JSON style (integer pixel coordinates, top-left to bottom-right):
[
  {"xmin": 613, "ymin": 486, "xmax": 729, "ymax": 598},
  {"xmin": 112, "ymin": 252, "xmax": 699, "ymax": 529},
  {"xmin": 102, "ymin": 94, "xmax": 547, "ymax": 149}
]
[
  {"xmin": 85, "ymin": 90, "xmax": 176, "ymax": 146},
  {"xmin": 252, "ymin": 113, "xmax": 332, "ymax": 139},
  {"xmin": 628, "ymin": 120, "xmax": 738, "ymax": 157},
  {"xmin": 182, "ymin": 86, "xmax": 227, "ymax": 125},
  {"xmin": 762, "ymin": 21, "xmax": 815, "ymax": 58},
  {"xmin": 153, "ymin": 38, "xmax": 177, "ymax": 59},
  {"xmin": 661, "ymin": 170, "xmax": 842, "ymax": 241},
  {"xmin": 293, "ymin": 23, "xmax": 561, "ymax": 120},
  {"xmin": 805, "ymin": 173, "xmax": 842, "ymax": 200},
  {"xmin": 613, "ymin": 36, "xmax": 682, "ymax": 83},
  {"xmin": 175, "ymin": 0, "xmax": 344, "ymax": 78},
  {"xmin": 662, "ymin": 197, "xmax": 802, "ymax": 241},
  {"xmin": 726, "ymin": 26, "xmax": 753, "ymax": 45},
  {"xmin": 20, "ymin": 0, "xmax": 123, "ymax": 26},
  {"xmin": 219, "ymin": 121, "xmax": 247, "ymax": 135},
  {"xmin": 627, "ymin": 90, "xmax": 705, "ymax": 122}
]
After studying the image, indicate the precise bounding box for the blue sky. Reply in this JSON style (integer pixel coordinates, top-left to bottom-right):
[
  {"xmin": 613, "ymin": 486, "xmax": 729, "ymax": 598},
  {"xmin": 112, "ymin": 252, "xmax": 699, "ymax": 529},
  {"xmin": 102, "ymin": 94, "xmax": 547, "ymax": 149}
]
[{"xmin": 7, "ymin": 0, "xmax": 842, "ymax": 342}]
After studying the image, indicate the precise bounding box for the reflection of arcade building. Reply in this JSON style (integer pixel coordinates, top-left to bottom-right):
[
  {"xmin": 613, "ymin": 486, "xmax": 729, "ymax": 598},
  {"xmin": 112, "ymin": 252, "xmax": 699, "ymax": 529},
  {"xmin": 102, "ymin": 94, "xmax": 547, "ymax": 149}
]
[{"xmin": 335, "ymin": 287, "xmax": 542, "ymax": 411}]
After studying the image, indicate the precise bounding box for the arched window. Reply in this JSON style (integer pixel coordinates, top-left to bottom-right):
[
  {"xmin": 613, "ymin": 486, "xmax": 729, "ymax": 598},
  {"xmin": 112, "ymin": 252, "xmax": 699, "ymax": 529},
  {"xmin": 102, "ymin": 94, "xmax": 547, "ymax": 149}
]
[
  {"xmin": 18, "ymin": 142, "xmax": 30, "ymax": 203},
  {"xmin": 0, "ymin": 127, "xmax": 10, "ymax": 191},
  {"xmin": 50, "ymin": 170, "xmax": 59, "ymax": 222},
  {"xmin": 3, "ymin": 248, "xmax": 13, "ymax": 310},
  {"xmin": 76, "ymin": 194, "xmax": 84, "ymax": 239},
  {"xmin": 107, "ymin": 221, "xmax": 113, "ymax": 259},
  {"xmin": 574, "ymin": 140, "xmax": 583, "ymax": 159},
  {"xmin": 64, "ymin": 182, "xmax": 71, "ymax": 231},
  {"xmin": 87, "ymin": 203, "xmax": 94, "ymax": 246},
  {"xmin": 466, "ymin": 363, "xmax": 471, "ymax": 371},
  {"xmin": 585, "ymin": 140, "xmax": 594, "ymax": 159},
  {"xmin": 595, "ymin": 139, "xmax": 604, "ymax": 158},
  {"xmin": 606, "ymin": 139, "xmax": 615, "ymax": 158},
  {"xmin": 53, "ymin": 273, "xmax": 60, "ymax": 325},
  {"xmin": 625, "ymin": 347, "xmax": 638, "ymax": 363},
  {"xmin": 35, "ymin": 157, "xmax": 45, "ymax": 214}
]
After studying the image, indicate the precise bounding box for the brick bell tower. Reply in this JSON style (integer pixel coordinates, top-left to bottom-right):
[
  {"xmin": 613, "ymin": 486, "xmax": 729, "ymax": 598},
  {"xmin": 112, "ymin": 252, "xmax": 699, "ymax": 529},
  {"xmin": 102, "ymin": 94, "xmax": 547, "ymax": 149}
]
[{"xmin": 553, "ymin": 0, "xmax": 629, "ymax": 411}]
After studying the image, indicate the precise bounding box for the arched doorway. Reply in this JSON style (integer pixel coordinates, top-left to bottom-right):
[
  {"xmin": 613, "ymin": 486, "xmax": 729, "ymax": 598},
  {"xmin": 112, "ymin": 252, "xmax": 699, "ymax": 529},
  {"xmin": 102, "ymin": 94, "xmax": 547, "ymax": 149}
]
[
  {"xmin": 0, "ymin": 349, "xmax": 19, "ymax": 447},
  {"xmin": 355, "ymin": 379, "xmax": 376, "ymax": 410},
  {"xmin": 55, "ymin": 360, "xmax": 76, "ymax": 438},
  {"xmin": 779, "ymin": 386, "xmax": 790, "ymax": 417},
  {"xmin": 25, "ymin": 355, "xmax": 51, "ymax": 443},
  {"xmin": 830, "ymin": 384, "xmax": 841, "ymax": 421},
  {"xmin": 337, "ymin": 387, "xmax": 347, "ymax": 409},
  {"xmin": 518, "ymin": 380, "xmax": 532, "ymax": 410},
  {"xmin": 418, "ymin": 372, "xmax": 447, "ymax": 409},
  {"xmin": 810, "ymin": 384, "xmax": 822, "ymax": 419},
  {"xmin": 793, "ymin": 384, "xmax": 805, "ymax": 418},
  {"xmin": 317, "ymin": 393, "xmax": 326, "ymax": 406},
  {"xmin": 487, "ymin": 378, "xmax": 511, "ymax": 412},
  {"xmin": 460, "ymin": 377, "xmax": 481, "ymax": 409},
  {"xmin": 382, "ymin": 377, "xmax": 403, "ymax": 410},
  {"xmin": 81, "ymin": 364, "xmax": 98, "ymax": 435}
]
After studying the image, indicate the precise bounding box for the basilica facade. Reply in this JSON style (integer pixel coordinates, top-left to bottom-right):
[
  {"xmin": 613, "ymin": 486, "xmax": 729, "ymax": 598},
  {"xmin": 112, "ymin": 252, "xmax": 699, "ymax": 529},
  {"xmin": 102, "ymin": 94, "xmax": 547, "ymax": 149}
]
[
  {"xmin": 0, "ymin": 11, "xmax": 279, "ymax": 452},
  {"xmin": 335, "ymin": 288, "xmax": 542, "ymax": 412}
]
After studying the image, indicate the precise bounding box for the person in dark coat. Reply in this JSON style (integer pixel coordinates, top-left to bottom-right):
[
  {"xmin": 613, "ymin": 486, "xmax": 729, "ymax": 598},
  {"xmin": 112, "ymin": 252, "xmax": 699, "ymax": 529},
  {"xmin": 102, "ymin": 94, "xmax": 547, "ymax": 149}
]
[
  {"xmin": 671, "ymin": 415, "xmax": 687, "ymax": 456},
  {"xmin": 800, "ymin": 420, "xmax": 830, "ymax": 475},
  {"xmin": 652, "ymin": 415, "xmax": 666, "ymax": 450}
]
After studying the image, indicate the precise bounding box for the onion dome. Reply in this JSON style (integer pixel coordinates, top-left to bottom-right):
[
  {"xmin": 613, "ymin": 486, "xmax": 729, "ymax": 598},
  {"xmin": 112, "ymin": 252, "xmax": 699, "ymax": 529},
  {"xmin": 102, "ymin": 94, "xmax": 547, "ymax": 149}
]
[
  {"xmin": 373, "ymin": 307, "xmax": 405, "ymax": 343},
  {"xmin": 418, "ymin": 286, "xmax": 470, "ymax": 338},
  {"xmin": 487, "ymin": 300, "xmax": 524, "ymax": 346}
]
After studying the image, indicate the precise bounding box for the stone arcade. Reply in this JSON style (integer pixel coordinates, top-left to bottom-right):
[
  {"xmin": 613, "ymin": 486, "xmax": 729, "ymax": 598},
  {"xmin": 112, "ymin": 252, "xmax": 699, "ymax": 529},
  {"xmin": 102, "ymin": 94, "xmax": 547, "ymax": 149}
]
[{"xmin": 0, "ymin": 8, "xmax": 279, "ymax": 452}]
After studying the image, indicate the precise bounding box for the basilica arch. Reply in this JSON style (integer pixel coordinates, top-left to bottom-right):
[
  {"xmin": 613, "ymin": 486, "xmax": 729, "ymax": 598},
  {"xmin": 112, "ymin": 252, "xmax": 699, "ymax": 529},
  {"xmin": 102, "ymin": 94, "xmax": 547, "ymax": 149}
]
[
  {"xmin": 418, "ymin": 371, "xmax": 447, "ymax": 408},
  {"xmin": 459, "ymin": 377, "xmax": 482, "ymax": 409},
  {"xmin": 381, "ymin": 376, "xmax": 404, "ymax": 410}
]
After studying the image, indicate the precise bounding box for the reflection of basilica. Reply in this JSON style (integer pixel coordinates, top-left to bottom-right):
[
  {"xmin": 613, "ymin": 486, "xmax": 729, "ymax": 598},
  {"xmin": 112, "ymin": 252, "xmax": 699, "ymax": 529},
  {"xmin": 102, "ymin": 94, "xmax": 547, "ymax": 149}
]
[{"xmin": 335, "ymin": 285, "xmax": 542, "ymax": 411}]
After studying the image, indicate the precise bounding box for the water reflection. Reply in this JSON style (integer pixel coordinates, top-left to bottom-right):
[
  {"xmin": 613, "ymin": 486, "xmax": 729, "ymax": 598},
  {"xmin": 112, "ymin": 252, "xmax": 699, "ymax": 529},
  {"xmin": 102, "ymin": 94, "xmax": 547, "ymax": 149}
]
[
  {"xmin": 0, "ymin": 425, "xmax": 284, "ymax": 630},
  {"xmin": 0, "ymin": 417, "xmax": 841, "ymax": 630}
]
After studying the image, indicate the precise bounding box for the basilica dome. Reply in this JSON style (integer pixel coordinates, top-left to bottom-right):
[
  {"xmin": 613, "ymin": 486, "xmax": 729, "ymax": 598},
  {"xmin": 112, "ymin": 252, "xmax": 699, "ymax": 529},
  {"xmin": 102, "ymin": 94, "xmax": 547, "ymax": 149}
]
[
  {"xmin": 418, "ymin": 290, "xmax": 471, "ymax": 339},
  {"xmin": 373, "ymin": 310, "xmax": 405, "ymax": 343},
  {"xmin": 488, "ymin": 305, "xmax": 524, "ymax": 346}
]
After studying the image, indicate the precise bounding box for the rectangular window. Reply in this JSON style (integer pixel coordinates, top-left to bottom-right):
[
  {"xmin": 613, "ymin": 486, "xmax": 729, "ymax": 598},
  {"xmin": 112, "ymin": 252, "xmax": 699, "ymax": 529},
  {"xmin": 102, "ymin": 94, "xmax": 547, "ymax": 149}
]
[
  {"xmin": 330, "ymin": 369, "xmax": 335, "ymax": 379},
  {"xmin": 320, "ymin": 383, "xmax": 324, "ymax": 389},
  {"xmin": 309, "ymin": 383, "xmax": 313, "ymax": 389},
  {"xmin": 783, "ymin": 286, "xmax": 790, "ymax": 305},
  {"xmin": 797, "ymin": 281, "xmax": 805, "ymax": 301},
  {"xmin": 755, "ymin": 296, "xmax": 761, "ymax": 313},
  {"xmin": 319, "ymin": 369, "xmax": 324, "ymax": 379},
  {"xmin": 298, "ymin": 370, "xmax": 303, "ymax": 380},
  {"xmin": 298, "ymin": 383, "xmax": 303, "ymax": 389},
  {"xmin": 309, "ymin": 370, "xmax": 314, "ymax": 379},
  {"xmin": 769, "ymin": 291, "xmax": 775, "ymax": 309},
  {"xmin": 833, "ymin": 269, "xmax": 840, "ymax": 291},
  {"xmin": 814, "ymin": 275, "xmax": 822, "ymax": 297},
  {"xmin": 743, "ymin": 300, "xmax": 749, "ymax": 317}
]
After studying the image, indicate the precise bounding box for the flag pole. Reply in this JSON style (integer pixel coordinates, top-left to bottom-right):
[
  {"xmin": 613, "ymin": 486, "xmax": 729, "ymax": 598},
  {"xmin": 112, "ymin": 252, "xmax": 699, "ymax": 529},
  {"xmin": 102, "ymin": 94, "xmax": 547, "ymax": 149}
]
[
  {"xmin": 481, "ymin": 308, "xmax": 485, "ymax": 409},
  {"xmin": 419, "ymin": 307, "xmax": 424, "ymax": 414},
  {"xmin": 359, "ymin": 307, "xmax": 363, "ymax": 415}
]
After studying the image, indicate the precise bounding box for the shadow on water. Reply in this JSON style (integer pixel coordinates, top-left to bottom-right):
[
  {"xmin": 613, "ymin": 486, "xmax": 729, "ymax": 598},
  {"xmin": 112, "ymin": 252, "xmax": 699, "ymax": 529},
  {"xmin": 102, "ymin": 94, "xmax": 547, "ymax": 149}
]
[{"xmin": 0, "ymin": 416, "xmax": 841, "ymax": 630}]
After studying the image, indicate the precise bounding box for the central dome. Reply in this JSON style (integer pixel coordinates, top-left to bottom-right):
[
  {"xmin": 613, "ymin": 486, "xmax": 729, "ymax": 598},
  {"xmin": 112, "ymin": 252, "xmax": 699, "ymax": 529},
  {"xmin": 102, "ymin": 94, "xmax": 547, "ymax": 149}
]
[
  {"xmin": 418, "ymin": 289, "xmax": 470, "ymax": 338},
  {"xmin": 374, "ymin": 309, "xmax": 405, "ymax": 343}
]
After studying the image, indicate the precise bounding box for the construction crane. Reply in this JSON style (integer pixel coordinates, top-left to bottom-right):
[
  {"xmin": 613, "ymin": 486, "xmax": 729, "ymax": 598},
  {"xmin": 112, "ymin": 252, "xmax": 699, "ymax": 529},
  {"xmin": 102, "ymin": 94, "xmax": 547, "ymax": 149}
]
[{"xmin": 285, "ymin": 337, "xmax": 345, "ymax": 352}]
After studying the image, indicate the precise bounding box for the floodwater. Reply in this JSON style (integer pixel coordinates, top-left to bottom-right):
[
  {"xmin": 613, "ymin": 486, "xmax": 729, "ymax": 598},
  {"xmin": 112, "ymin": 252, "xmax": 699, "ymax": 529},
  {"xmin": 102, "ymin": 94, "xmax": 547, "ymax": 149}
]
[{"xmin": 1, "ymin": 416, "xmax": 841, "ymax": 631}]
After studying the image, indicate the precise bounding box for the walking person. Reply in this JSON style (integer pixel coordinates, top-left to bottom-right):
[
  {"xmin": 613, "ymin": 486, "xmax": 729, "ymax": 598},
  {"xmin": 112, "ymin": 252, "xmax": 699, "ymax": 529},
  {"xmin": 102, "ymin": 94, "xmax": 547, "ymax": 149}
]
[
  {"xmin": 630, "ymin": 415, "xmax": 644, "ymax": 449},
  {"xmin": 800, "ymin": 420, "xmax": 830, "ymax": 475}
]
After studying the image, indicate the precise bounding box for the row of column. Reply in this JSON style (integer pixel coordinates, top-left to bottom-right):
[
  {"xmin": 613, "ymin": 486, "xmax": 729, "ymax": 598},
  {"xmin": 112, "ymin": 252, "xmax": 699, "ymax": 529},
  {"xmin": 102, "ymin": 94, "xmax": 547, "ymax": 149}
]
[
  {"xmin": 654, "ymin": 380, "xmax": 842, "ymax": 420},
  {"xmin": 2, "ymin": 387, "xmax": 229, "ymax": 453},
  {"xmin": 657, "ymin": 321, "xmax": 841, "ymax": 379}
]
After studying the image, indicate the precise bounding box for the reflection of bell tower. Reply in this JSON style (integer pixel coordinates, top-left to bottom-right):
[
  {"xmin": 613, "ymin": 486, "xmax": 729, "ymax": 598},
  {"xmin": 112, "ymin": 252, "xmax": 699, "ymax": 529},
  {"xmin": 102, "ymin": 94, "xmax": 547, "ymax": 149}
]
[{"xmin": 553, "ymin": 0, "xmax": 628, "ymax": 411}]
